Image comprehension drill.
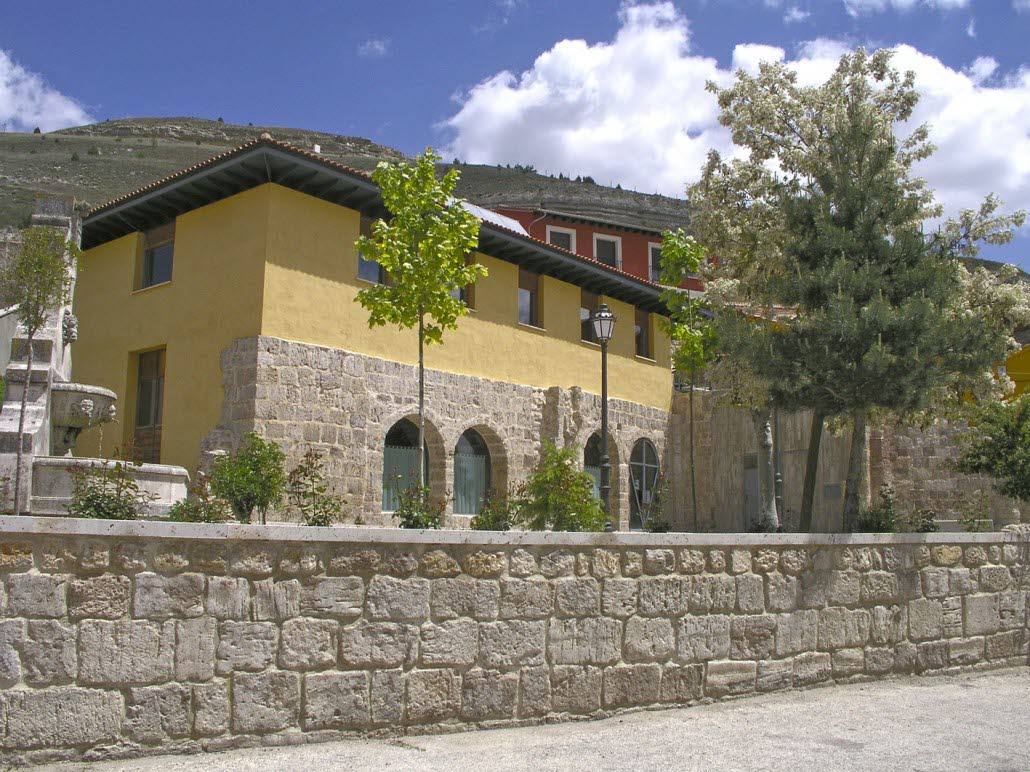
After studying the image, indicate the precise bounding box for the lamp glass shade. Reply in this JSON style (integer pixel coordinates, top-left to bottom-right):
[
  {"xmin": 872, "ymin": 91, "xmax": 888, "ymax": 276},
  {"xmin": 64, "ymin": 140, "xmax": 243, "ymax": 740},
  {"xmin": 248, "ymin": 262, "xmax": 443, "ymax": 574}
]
[{"xmin": 592, "ymin": 304, "xmax": 616, "ymax": 342}]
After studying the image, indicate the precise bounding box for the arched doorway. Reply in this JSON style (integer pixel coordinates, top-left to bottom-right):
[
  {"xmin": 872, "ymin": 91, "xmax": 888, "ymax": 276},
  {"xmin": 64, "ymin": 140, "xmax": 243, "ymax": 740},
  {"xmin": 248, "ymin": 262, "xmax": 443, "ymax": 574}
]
[
  {"xmin": 383, "ymin": 418, "xmax": 429, "ymax": 512},
  {"xmin": 584, "ymin": 433, "xmax": 603, "ymax": 500},
  {"xmin": 454, "ymin": 429, "xmax": 491, "ymax": 515},
  {"xmin": 629, "ymin": 438, "xmax": 660, "ymax": 530}
]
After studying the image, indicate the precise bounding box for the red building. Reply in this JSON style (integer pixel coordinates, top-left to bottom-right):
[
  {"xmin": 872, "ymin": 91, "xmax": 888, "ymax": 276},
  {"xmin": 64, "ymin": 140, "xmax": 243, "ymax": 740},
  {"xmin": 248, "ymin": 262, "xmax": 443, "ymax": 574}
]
[{"xmin": 493, "ymin": 207, "xmax": 703, "ymax": 293}]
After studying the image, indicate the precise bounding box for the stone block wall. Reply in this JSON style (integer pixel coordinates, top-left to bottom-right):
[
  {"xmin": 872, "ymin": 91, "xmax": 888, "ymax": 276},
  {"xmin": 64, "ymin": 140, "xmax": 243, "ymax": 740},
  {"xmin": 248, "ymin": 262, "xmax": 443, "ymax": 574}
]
[
  {"xmin": 0, "ymin": 516, "xmax": 1025, "ymax": 764},
  {"xmin": 666, "ymin": 392, "xmax": 853, "ymax": 533},
  {"xmin": 870, "ymin": 420, "xmax": 1026, "ymax": 528},
  {"xmin": 202, "ymin": 336, "xmax": 671, "ymax": 529}
]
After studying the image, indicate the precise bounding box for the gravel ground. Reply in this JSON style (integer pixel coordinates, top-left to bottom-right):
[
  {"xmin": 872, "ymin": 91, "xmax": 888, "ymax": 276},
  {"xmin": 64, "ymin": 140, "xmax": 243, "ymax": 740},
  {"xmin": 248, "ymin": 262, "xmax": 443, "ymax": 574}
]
[{"xmin": 42, "ymin": 667, "xmax": 1030, "ymax": 772}]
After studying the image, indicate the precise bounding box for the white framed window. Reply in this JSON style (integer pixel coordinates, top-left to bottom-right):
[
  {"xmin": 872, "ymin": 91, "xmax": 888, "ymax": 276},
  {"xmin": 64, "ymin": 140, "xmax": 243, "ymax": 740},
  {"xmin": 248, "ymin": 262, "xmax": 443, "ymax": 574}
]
[
  {"xmin": 593, "ymin": 234, "xmax": 622, "ymax": 269},
  {"xmin": 648, "ymin": 242, "xmax": 662, "ymax": 283},
  {"xmin": 546, "ymin": 225, "xmax": 577, "ymax": 253}
]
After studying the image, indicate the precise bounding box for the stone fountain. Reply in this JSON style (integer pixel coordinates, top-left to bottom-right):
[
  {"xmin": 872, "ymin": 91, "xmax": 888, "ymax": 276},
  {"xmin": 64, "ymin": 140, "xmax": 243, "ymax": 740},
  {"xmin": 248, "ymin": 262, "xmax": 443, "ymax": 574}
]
[
  {"xmin": 0, "ymin": 199, "xmax": 188, "ymax": 517},
  {"xmin": 49, "ymin": 382, "xmax": 118, "ymax": 455}
]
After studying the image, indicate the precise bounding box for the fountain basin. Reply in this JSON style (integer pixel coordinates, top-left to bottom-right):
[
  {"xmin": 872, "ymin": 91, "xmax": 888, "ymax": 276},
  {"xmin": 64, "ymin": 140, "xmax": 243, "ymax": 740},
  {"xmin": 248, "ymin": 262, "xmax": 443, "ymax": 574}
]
[
  {"xmin": 49, "ymin": 382, "xmax": 117, "ymax": 455},
  {"xmin": 30, "ymin": 456, "xmax": 188, "ymax": 518}
]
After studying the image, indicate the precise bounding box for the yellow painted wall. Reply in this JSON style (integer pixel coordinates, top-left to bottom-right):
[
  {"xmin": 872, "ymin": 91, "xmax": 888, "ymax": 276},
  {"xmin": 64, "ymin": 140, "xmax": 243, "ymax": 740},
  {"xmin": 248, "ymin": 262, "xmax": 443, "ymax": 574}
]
[
  {"xmin": 260, "ymin": 184, "xmax": 672, "ymax": 409},
  {"xmin": 72, "ymin": 186, "xmax": 270, "ymax": 468},
  {"xmin": 74, "ymin": 182, "xmax": 673, "ymax": 473},
  {"xmin": 1006, "ymin": 346, "xmax": 1030, "ymax": 397}
]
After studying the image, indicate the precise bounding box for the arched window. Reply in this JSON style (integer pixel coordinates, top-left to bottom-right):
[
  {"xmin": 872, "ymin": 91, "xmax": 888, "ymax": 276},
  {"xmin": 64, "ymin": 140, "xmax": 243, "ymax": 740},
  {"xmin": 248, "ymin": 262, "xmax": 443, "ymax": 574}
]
[
  {"xmin": 383, "ymin": 418, "xmax": 428, "ymax": 512},
  {"xmin": 584, "ymin": 433, "xmax": 603, "ymax": 500},
  {"xmin": 454, "ymin": 429, "xmax": 491, "ymax": 515},
  {"xmin": 630, "ymin": 439, "xmax": 660, "ymax": 530}
]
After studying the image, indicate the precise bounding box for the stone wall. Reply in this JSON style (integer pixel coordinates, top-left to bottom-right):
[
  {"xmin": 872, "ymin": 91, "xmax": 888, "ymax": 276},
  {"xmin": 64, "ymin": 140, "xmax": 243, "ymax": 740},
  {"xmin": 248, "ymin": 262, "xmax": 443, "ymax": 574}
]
[
  {"xmin": 202, "ymin": 336, "xmax": 671, "ymax": 529},
  {"xmin": 666, "ymin": 391, "xmax": 853, "ymax": 533},
  {"xmin": 670, "ymin": 396, "xmax": 1029, "ymax": 533},
  {"xmin": 0, "ymin": 516, "xmax": 1025, "ymax": 764},
  {"xmin": 870, "ymin": 420, "xmax": 1026, "ymax": 528}
]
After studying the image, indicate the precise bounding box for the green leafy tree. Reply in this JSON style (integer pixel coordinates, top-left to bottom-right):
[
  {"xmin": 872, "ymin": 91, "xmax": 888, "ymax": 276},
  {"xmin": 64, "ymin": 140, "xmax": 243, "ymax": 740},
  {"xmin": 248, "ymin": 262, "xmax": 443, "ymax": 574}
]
[
  {"xmin": 955, "ymin": 394, "xmax": 1030, "ymax": 503},
  {"xmin": 0, "ymin": 227, "xmax": 77, "ymax": 514},
  {"xmin": 692, "ymin": 47, "xmax": 1026, "ymax": 531},
  {"xmin": 209, "ymin": 433, "xmax": 286, "ymax": 524},
  {"xmin": 287, "ymin": 449, "xmax": 342, "ymax": 527},
  {"xmin": 658, "ymin": 229, "xmax": 715, "ymax": 528},
  {"xmin": 518, "ymin": 442, "xmax": 607, "ymax": 532},
  {"xmin": 356, "ymin": 149, "xmax": 485, "ymax": 491}
]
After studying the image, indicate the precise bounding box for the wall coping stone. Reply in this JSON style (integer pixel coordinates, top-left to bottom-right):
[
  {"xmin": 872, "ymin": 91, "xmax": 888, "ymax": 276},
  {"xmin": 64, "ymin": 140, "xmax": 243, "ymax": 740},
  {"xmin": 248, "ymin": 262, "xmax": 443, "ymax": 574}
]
[{"xmin": 1, "ymin": 515, "xmax": 1026, "ymax": 547}]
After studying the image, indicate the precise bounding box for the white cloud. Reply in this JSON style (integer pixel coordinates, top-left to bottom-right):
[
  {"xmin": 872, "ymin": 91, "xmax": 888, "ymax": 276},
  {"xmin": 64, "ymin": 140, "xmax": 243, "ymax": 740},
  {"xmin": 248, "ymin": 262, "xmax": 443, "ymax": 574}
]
[
  {"xmin": 784, "ymin": 6, "xmax": 811, "ymax": 23},
  {"xmin": 0, "ymin": 50, "xmax": 91, "ymax": 132},
  {"xmin": 445, "ymin": 2, "xmax": 730, "ymax": 196},
  {"xmin": 965, "ymin": 55, "xmax": 997, "ymax": 84},
  {"xmin": 1013, "ymin": 0, "xmax": 1030, "ymax": 10},
  {"xmin": 474, "ymin": 0, "xmax": 527, "ymax": 33},
  {"xmin": 843, "ymin": 0, "xmax": 968, "ymax": 15},
  {"xmin": 732, "ymin": 44, "xmax": 786, "ymax": 75},
  {"xmin": 765, "ymin": 0, "xmax": 967, "ymax": 17},
  {"xmin": 443, "ymin": 2, "xmax": 1030, "ymax": 227},
  {"xmin": 965, "ymin": 17, "xmax": 976, "ymax": 37},
  {"xmin": 357, "ymin": 38, "xmax": 390, "ymax": 57}
]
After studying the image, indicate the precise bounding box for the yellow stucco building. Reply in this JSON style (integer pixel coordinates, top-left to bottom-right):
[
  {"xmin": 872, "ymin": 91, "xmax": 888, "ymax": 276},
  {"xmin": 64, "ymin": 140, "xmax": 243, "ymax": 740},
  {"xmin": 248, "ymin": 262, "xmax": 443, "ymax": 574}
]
[{"xmin": 73, "ymin": 137, "xmax": 676, "ymax": 528}]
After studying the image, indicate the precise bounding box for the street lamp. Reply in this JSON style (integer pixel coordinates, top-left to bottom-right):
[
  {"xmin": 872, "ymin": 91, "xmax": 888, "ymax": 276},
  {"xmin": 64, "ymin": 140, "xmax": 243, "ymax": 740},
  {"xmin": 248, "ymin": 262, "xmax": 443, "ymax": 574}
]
[{"xmin": 592, "ymin": 303, "xmax": 616, "ymax": 530}]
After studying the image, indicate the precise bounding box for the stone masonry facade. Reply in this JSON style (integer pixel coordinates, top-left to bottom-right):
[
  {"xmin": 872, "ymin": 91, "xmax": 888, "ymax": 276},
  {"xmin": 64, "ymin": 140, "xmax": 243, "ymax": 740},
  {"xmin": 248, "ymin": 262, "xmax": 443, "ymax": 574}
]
[
  {"xmin": 201, "ymin": 336, "xmax": 672, "ymax": 529},
  {"xmin": 0, "ymin": 518, "xmax": 1025, "ymax": 764},
  {"xmin": 196, "ymin": 337, "xmax": 1029, "ymax": 533},
  {"xmin": 870, "ymin": 420, "xmax": 1027, "ymax": 528}
]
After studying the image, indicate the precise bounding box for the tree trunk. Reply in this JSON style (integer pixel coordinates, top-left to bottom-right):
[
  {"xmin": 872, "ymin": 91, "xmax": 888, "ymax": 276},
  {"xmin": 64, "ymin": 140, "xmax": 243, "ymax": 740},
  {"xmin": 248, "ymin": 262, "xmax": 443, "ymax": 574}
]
[
  {"xmin": 417, "ymin": 313, "xmax": 426, "ymax": 491},
  {"xmin": 13, "ymin": 333, "xmax": 33, "ymax": 515},
  {"xmin": 752, "ymin": 409, "xmax": 779, "ymax": 532},
  {"xmin": 799, "ymin": 408, "xmax": 825, "ymax": 533},
  {"xmin": 688, "ymin": 375, "xmax": 698, "ymax": 530},
  {"xmin": 843, "ymin": 408, "xmax": 869, "ymax": 532}
]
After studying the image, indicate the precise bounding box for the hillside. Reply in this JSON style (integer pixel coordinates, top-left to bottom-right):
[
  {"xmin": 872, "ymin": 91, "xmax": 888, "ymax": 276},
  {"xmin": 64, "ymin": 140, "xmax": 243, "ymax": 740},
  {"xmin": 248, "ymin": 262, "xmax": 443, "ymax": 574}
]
[
  {"xmin": 3, "ymin": 117, "xmax": 1020, "ymax": 281},
  {"xmin": 0, "ymin": 117, "xmax": 689, "ymax": 232}
]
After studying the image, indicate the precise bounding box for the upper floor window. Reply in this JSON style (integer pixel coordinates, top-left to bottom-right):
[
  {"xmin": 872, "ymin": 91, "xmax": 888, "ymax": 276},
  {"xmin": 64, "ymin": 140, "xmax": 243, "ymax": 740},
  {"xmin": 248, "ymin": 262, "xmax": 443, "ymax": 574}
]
[
  {"xmin": 648, "ymin": 243, "xmax": 662, "ymax": 284},
  {"xmin": 140, "ymin": 223, "xmax": 174, "ymax": 289},
  {"xmin": 580, "ymin": 289, "xmax": 599, "ymax": 343},
  {"xmin": 546, "ymin": 225, "xmax": 576, "ymax": 253},
  {"xmin": 593, "ymin": 234, "xmax": 621, "ymax": 269},
  {"xmin": 635, "ymin": 308, "xmax": 652, "ymax": 358},
  {"xmin": 449, "ymin": 284, "xmax": 473, "ymax": 307},
  {"xmin": 357, "ymin": 216, "xmax": 387, "ymax": 285},
  {"xmin": 518, "ymin": 268, "xmax": 541, "ymax": 327}
]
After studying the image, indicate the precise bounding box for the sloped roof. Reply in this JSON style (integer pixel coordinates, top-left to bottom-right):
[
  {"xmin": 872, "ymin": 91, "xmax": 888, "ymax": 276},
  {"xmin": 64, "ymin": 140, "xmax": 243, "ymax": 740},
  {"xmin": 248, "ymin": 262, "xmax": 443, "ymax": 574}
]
[{"xmin": 82, "ymin": 136, "xmax": 669, "ymax": 313}]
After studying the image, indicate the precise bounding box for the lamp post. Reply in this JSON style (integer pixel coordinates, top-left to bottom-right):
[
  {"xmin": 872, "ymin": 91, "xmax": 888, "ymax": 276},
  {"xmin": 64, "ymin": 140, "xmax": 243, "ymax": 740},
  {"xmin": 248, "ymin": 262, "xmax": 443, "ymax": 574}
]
[{"xmin": 592, "ymin": 303, "xmax": 616, "ymax": 530}]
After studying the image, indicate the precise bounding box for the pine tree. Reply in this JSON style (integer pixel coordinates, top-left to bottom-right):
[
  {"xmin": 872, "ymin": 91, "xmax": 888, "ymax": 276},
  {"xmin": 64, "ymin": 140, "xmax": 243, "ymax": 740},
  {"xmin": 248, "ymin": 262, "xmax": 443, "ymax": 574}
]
[{"xmin": 691, "ymin": 48, "xmax": 1027, "ymax": 530}]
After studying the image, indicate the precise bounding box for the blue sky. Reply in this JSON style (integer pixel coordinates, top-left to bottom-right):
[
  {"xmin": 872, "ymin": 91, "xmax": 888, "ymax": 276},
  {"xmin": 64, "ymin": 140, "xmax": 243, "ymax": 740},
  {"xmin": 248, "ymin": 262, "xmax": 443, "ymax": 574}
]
[{"xmin": 4, "ymin": 0, "xmax": 1030, "ymax": 267}]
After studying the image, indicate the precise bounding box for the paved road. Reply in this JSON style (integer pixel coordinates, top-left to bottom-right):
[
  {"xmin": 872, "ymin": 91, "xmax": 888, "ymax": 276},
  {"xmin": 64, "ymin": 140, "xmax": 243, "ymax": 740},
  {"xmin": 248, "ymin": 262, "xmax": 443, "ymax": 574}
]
[{"xmin": 47, "ymin": 668, "xmax": 1029, "ymax": 772}]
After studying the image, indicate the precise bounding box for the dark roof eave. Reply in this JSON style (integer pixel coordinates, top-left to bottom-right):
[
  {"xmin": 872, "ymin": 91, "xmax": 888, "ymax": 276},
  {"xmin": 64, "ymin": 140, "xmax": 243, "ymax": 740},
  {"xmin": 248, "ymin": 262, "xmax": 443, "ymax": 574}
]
[
  {"xmin": 480, "ymin": 226, "xmax": 668, "ymax": 314},
  {"xmin": 82, "ymin": 139, "xmax": 669, "ymax": 314}
]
